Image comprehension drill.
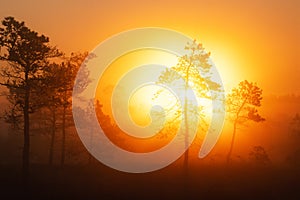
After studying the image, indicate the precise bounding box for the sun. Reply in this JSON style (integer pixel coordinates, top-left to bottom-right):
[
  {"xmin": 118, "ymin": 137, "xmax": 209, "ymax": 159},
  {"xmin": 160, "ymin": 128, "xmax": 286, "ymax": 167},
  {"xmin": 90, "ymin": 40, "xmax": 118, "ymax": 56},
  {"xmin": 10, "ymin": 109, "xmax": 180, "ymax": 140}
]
[{"xmin": 128, "ymin": 84, "xmax": 180, "ymax": 127}]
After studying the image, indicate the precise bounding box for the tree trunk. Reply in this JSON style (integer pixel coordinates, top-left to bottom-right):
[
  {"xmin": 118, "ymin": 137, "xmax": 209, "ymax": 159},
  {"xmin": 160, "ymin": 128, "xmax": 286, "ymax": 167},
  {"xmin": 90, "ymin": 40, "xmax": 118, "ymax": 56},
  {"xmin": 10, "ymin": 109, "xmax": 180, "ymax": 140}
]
[
  {"xmin": 226, "ymin": 120, "xmax": 237, "ymax": 163},
  {"xmin": 22, "ymin": 74, "xmax": 30, "ymax": 184},
  {"xmin": 49, "ymin": 108, "xmax": 56, "ymax": 166},
  {"xmin": 183, "ymin": 94, "xmax": 189, "ymax": 176},
  {"xmin": 226, "ymin": 99, "xmax": 246, "ymax": 164},
  {"xmin": 183, "ymin": 62, "xmax": 192, "ymax": 178},
  {"xmin": 88, "ymin": 128, "xmax": 94, "ymax": 165},
  {"xmin": 61, "ymin": 105, "xmax": 66, "ymax": 167}
]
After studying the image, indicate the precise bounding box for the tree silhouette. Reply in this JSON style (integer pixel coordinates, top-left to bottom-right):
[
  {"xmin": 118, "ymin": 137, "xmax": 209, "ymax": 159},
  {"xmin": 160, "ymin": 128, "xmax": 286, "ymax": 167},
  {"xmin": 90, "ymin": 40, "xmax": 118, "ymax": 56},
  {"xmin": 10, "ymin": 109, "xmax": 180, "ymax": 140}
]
[
  {"xmin": 156, "ymin": 40, "xmax": 222, "ymax": 174},
  {"xmin": 42, "ymin": 62, "xmax": 65, "ymax": 165},
  {"xmin": 226, "ymin": 80, "xmax": 265, "ymax": 163},
  {"xmin": 58, "ymin": 52, "xmax": 90, "ymax": 166},
  {"xmin": 249, "ymin": 145, "xmax": 271, "ymax": 166},
  {"xmin": 290, "ymin": 113, "xmax": 300, "ymax": 136},
  {"xmin": 0, "ymin": 16, "xmax": 60, "ymax": 182}
]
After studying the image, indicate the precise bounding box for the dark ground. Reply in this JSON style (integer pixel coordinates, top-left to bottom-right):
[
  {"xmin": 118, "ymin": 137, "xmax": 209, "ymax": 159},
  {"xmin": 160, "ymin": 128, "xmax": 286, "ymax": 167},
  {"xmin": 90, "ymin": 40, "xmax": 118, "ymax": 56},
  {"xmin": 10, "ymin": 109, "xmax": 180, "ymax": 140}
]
[{"xmin": 1, "ymin": 161, "xmax": 299, "ymax": 200}]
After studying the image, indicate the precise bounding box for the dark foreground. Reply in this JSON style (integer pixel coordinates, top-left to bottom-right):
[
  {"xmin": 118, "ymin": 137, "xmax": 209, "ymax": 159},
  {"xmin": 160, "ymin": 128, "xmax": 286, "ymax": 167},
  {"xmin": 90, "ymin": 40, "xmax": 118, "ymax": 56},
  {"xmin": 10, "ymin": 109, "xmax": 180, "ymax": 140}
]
[{"xmin": 1, "ymin": 162, "xmax": 300, "ymax": 200}]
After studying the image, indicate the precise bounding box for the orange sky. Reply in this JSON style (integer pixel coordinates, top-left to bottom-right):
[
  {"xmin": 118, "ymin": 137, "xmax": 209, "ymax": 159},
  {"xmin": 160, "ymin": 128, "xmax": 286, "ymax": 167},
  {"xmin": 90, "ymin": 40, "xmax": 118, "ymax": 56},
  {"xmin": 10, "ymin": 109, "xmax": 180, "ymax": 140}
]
[{"xmin": 0, "ymin": 0, "xmax": 299, "ymax": 94}]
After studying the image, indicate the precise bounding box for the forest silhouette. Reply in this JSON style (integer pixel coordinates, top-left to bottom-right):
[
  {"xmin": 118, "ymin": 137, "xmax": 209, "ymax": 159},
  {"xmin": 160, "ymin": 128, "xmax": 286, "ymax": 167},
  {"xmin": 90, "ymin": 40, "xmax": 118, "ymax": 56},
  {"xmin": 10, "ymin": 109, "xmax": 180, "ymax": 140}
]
[{"xmin": 0, "ymin": 17, "xmax": 300, "ymax": 200}]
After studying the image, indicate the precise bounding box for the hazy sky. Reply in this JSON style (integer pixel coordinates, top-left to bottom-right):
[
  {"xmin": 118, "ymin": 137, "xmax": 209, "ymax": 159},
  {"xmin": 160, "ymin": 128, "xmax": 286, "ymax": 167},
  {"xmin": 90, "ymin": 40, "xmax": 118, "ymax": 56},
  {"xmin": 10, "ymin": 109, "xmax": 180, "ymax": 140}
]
[{"xmin": 0, "ymin": 0, "xmax": 299, "ymax": 94}]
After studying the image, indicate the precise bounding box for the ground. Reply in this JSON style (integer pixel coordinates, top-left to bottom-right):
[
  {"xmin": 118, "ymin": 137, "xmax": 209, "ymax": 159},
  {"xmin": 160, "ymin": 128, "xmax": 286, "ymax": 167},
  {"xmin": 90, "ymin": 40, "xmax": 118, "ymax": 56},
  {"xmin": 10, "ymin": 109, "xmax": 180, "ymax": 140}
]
[{"xmin": 1, "ymin": 161, "xmax": 299, "ymax": 200}]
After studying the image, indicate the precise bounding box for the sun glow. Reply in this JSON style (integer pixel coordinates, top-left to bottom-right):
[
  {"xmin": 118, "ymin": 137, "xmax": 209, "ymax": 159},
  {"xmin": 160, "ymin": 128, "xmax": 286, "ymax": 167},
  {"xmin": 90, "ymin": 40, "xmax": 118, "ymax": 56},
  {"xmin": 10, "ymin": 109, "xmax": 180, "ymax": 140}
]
[
  {"xmin": 95, "ymin": 46, "xmax": 217, "ymax": 141},
  {"xmin": 128, "ymin": 84, "xmax": 180, "ymax": 127},
  {"xmin": 95, "ymin": 49, "xmax": 178, "ymax": 116}
]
